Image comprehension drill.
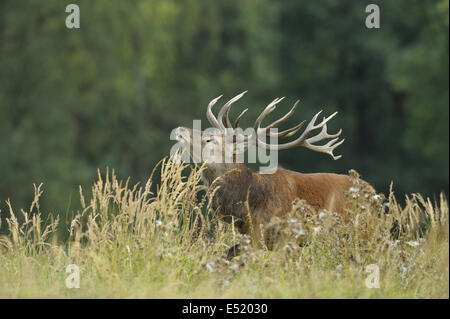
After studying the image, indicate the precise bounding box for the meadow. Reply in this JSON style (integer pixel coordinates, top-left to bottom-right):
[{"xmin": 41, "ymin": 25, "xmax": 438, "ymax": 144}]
[{"xmin": 0, "ymin": 159, "xmax": 448, "ymax": 298}]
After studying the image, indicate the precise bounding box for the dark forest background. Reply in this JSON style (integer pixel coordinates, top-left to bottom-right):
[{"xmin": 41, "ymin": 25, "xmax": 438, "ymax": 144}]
[{"xmin": 0, "ymin": 0, "xmax": 448, "ymax": 232}]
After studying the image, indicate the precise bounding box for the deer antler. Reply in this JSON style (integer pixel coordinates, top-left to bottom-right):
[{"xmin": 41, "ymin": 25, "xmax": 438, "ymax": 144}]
[
  {"xmin": 250, "ymin": 98, "xmax": 344, "ymax": 159},
  {"xmin": 205, "ymin": 92, "xmax": 344, "ymax": 160},
  {"xmin": 206, "ymin": 91, "xmax": 248, "ymax": 130}
]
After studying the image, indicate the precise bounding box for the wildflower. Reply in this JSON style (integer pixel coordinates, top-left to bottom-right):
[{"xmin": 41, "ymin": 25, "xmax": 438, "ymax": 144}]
[
  {"xmin": 406, "ymin": 241, "xmax": 420, "ymax": 247},
  {"xmin": 292, "ymin": 228, "xmax": 306, "ymax": 238},
  {"xmin": 206, "ymin": 262, "xmax": 215, "ymax": 273},
  {"xmin": 390, "ymin": 240, "xmax": 400, "ymax": 247}
]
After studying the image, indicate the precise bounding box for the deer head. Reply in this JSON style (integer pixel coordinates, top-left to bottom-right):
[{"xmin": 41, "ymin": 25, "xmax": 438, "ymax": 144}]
[{"xmin": 172, "ymin": 91, "xmax": 344, "ymax": 170}]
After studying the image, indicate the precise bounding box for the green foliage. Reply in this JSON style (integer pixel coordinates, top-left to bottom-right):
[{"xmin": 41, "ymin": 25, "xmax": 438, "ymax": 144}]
[
  {"xmin": 388, "ymin": 0, "xmax": 449, "ymax": 163},
  {"xmin": 0, "ymin": 0, "xmax": 448, "ymax": 226}
]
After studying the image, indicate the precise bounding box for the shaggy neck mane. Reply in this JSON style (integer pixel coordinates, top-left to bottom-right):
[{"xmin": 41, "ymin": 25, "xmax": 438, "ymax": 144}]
[{"xmin": 201, "ymin": 162, "xmax": 249, "ymax": 187}]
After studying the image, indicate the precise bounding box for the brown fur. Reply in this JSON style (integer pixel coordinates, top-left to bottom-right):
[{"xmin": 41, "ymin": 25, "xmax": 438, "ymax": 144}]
[
  {"xmin": 204, "ymin": 163, "xmax": 374, "ymax": 235},
  {"xmin": 174, "ymin": 125, "xmax": 375, "ymax": 253}
]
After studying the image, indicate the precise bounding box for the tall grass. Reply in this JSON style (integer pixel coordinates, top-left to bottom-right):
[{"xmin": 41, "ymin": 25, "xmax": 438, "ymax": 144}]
[{"xmin": 0, "ymin": 159, "xmax": 448, "ymax": 298}]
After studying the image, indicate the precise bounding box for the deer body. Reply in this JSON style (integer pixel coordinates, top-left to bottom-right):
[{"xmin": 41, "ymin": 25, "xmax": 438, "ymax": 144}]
[
  {"xmin": 172, "ymin": 91, "xmax": 374, "ymax": 244},
  {"xmin": 203, "ymin": 162, "xmax": 355, "ymax": 234}
]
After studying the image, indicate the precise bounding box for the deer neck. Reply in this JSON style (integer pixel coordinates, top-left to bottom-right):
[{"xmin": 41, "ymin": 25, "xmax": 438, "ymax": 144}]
[{"xmin": 201, "ymin": 162, "xmax": 248, "ymax": 187}]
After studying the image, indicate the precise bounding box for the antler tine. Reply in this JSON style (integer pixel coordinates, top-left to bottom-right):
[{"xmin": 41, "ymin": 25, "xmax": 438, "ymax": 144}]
[
  {"xmin": 217, "ymin": 91, "xmax": 248, "ymax": 129},
  {"xmin": 266, "ymin": 100, "xmax": 300, "ymax": 131},
  {"xmin": 253, "ymin": 97, "xmax": 285, "ymax": 134},
  {"xmin": 304, "ymin": 137, "xmax": 345, "ymax": 160},
  {"xmin": 234, "ymin": 108, "xmax": 248, "ymax": 128},
  {"xmin": 306, "ymin": 117, "xmax": 342, "ymax": 144},
  {"xmin": 274, "ymin": 120, "xmax": 306, "ymax": 138},
  {"xmin": 316, "ymin": 111, "xmax": 339, "ymax": 130},
  {"xmin": 206, "ymin": 95, "xmax": 223, "ymax": 129},
  {"xmin": 263, "ymin": 100, "xmax": 307, "ymax": 138}
]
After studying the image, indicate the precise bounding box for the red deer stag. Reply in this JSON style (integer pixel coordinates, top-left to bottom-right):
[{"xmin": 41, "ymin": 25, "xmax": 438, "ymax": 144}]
[{"xmin": 173, "ymin": 92, "xmax": 374, "ymax": 254}]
